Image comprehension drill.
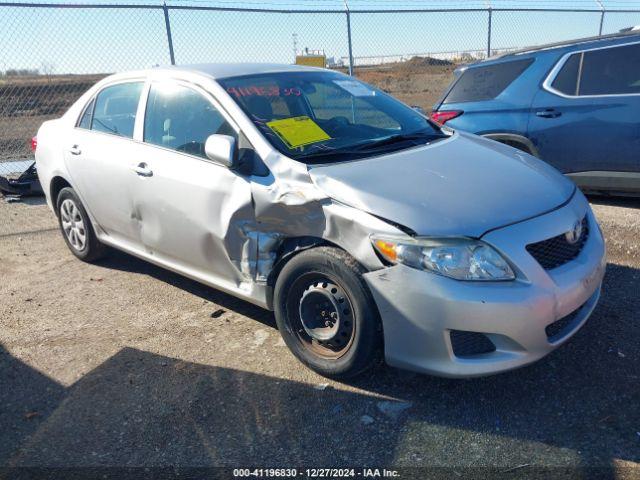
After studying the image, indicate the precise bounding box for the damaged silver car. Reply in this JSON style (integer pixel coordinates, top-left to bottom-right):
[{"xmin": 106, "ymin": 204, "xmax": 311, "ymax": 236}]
[{"xmin": 35, "ymin": 64, "xmax": 606, "ymax": 378}]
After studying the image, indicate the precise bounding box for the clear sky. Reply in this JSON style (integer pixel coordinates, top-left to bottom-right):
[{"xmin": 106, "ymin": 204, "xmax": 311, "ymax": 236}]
[{"xmin": 2, "ymin": 0, "xmax": 640, "ymax": 74}]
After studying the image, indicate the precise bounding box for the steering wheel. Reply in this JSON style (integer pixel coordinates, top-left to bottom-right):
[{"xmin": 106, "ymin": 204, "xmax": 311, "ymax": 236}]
[{"xmin": 325, "ymin": 116, "xmax": 352, "ymax": 134}]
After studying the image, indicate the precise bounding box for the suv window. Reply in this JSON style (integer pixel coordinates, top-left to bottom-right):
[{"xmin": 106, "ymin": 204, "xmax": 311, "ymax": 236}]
[
  {"xmin": 551, "ymin": 53, "xmax": 581, "ymax": 95},
  {"xmin": 144, "ymin": 83, "xmax": 236, "ymax": 158},
  {"xmin": 91, "ymin": 82, "xmax": 143, "ymax": 138},
  {"xmin": 580, "ymin": 43, "xmax": 640, "ymax": 95},
  {"xmin": 443, "ymin": 58, "xmax": 533, "ymax": 104}
]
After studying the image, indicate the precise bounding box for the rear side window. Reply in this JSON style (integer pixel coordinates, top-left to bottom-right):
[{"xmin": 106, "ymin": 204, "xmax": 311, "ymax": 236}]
[
  {"xmin": 580, "ymin": 43, "xmax": 640, "ymax": 95},
  {"xmin": 91, "ymin": 82, "xmax": 143, "ymax": 138},
  {"xmin": 77, "ymin": 98, "xmax": 95, "ymax": 129},
  {"xmin": 551, "ymin": 53, "xmax": 581, "ymax": 95},
  {"xmin": 443, "ymin": 58, "xmax": 533, "ymax": 104},
  {"xmin": 143, "ymin": 82, "xmax": 236, "ymax": 158}
]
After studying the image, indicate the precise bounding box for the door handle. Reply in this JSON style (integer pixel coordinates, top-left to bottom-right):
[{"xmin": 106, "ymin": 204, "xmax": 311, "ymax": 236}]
[
  {"xmin": 536, "ymin": 109, "xmax": 562, "ymax": 119},
  {"xmin": 69, "ymin": 145, "xmax": 82, "ymax": 155},
  {"xmin": 132, "ymin": 162, "xmax": 153, "ymax": 177}
]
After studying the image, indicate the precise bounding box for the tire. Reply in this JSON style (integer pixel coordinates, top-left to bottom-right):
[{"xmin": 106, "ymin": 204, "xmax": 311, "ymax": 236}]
[
  {"xmin": 56, "ymin": 187, "xmax": 107, "ymax": 262},
  {"xmin": 273, "ymin": 246, "xmax": 383, "ymax": 379}
]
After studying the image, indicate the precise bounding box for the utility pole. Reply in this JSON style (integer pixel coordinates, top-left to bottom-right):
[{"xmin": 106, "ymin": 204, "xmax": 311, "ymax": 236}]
[{"xmin": 292, "ymin": 33, "xmax": 298, "ymax": 62}]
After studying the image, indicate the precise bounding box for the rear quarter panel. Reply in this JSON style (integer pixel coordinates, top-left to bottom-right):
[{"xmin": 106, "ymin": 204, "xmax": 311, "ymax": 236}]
[
  {"xmin": 35, "ymin": 118, "xmax": 69, "ymax": 211},
  {"xmin": 35, "ymin": 81, "xmax": 100, "ymax": 211}
]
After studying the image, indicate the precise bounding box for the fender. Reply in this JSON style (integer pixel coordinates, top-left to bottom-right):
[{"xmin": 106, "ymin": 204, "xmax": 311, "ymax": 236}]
[{"xmin": 482, "ymin": 133, "xmax": 540, "ymax": 158}]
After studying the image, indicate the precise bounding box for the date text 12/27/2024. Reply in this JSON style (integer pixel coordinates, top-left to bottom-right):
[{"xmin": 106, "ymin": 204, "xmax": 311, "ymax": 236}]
[{"xmin": 233, "ymin": 468, "xmax": 401, "ymax": 478}]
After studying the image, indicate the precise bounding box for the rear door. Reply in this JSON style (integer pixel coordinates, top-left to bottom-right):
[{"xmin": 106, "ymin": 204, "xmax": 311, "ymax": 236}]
[
  {"xmin": 64, "ymin": 81, "xmax": 144, "ymax": 245},
  {"xmin": 529, "ymin": 41, "xmax": 640, "ymax": 176}
]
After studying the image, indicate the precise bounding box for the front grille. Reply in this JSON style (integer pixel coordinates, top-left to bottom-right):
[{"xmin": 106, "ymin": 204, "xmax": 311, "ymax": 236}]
[
  {"xmin": 450, "ymin": 330, "xmax": 496, "ymax": 357},
  {"xmin": 526, "ymin": 217, "xmax": 589, "ymax": 270},
  {"xmin": 545, "ymin": 308, "xmax": 581, "ymax": 342}
]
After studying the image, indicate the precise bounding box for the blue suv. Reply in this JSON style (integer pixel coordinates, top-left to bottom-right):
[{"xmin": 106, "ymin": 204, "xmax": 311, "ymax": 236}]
[{"xmin": 431, "ymin": 31, "xmax": 640, "ymax": 195}]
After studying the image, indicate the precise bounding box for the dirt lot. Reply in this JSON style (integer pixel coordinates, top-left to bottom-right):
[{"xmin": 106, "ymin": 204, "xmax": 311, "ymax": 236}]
[
  {"xmin": 356, "ymin": 60, "xmax": 457, "ymax": 111},
  {"xmin": 0, "ymin": 74, "xmax": 105, "ymax": 162},
  {"xmin": 0, "ymin": 194, "xmax": 638, "ymax": 476}
]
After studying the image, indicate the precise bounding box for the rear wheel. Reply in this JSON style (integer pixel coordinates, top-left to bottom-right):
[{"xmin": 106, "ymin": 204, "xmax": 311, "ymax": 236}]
[
  {"xmin": 274, "ymin": 247, "xmax": 383, "ymax": 379},
  {"xmin": 56, "ymin": 187, "xmax": 107, "ymax": 262}
]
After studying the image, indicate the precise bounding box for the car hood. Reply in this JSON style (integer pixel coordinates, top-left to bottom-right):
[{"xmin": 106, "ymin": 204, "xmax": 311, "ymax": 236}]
[{"xmin": 308, "ymin": 132, "xmax": 575, "ymax": 237}]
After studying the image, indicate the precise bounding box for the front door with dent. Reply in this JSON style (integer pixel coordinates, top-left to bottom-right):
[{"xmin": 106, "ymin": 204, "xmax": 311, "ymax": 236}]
[{"xmin": 130, "ymin": 80, "xmax": 254, "ymax": 288}]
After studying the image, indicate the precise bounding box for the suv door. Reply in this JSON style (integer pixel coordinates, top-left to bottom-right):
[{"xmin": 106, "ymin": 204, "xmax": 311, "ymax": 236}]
[
  {"xmin": 529, "ymin": 42, "xmax": 640, "ymax": 187},
  {"xmin": 131, "ymin": 80, "xmax": 255, "ymax": 288},
  {"xmin": 64, "ymin": 81, "xmax": 144, "ymax": 245}
]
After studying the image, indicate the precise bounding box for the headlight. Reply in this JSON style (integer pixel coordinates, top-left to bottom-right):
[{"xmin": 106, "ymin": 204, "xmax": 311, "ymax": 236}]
[{"xmin": 371, "ymin": 235, "xmax": 515, "ymax": 281}]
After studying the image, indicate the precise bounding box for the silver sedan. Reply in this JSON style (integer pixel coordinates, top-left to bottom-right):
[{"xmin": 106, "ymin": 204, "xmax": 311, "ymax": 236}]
[{"xmin": 35, "ymin": 63, "xmax": 606, "ymax": 378}]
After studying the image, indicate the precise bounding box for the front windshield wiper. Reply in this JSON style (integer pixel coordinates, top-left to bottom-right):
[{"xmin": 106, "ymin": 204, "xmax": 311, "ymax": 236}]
[
  {"xmin": 293, "ymin": 146, "xmax": 360, "ymax": 162},
  {"xmin": 351, "ymin": 131, "xmax": 448, "ymax": 152},
  {"xmin": 293, "ymin": 131, "xmax": 448, "ymax": 163}
]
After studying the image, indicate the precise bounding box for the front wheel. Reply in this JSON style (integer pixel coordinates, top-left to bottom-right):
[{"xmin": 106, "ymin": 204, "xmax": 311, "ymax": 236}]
[{"xmin": 273, "ymin": 246, "xmax": 383, "ymax": 379}]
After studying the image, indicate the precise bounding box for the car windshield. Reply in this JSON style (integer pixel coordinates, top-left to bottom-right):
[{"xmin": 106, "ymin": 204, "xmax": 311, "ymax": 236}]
[{"xmin": 218, "ymin": 71, "xmax": 446, "ymax": 164}]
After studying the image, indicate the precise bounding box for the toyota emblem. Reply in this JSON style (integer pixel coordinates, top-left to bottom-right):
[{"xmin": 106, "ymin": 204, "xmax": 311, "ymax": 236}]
[{"xmin": 565, "ymin": 220, "xmax": 583, "ymax": 245}]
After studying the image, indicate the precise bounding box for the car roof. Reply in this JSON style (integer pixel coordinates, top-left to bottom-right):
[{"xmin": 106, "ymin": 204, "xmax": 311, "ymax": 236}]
[
  {"xmin": 468, "ymin": 31, "xmax": 640, "ymax": 68},
  {"xmin": 156, "ymin": 62, "xmax": 324, "ymax": 79}
]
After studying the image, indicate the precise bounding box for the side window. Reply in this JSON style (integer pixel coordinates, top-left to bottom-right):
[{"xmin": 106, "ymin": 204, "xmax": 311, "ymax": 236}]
[
  {"xmin": 551, "ymin": 53, "xmax": 581, "ymax": 96},
  {"xmin": 77, "ymin": 98, "xmax": 95, "ymax": 129},
  {"xmin": 92, "ymin": 82, "xmax": 143, "ymax": 138},
  {"xmin": 579, "ymin": 43, "xmax": 640, "ymax": 95},
  {"xmin": 443, "ymin": 58, "xmax": 534, "ymax": 104},
  {"xmin": 144, "ymin": 83, "xmax": 236, "ymax": 158}
]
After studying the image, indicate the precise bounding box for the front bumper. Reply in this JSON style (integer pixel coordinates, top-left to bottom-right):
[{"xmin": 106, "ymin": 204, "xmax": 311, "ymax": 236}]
[{"xmin": 363, "ymin": 192, "xmax": 606, "ymax": 378}]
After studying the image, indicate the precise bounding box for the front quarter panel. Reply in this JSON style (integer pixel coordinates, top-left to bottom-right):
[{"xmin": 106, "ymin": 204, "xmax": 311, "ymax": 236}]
[{"xmin": 363, "ymin": 190, "xmax": 605, "ymax": 377}]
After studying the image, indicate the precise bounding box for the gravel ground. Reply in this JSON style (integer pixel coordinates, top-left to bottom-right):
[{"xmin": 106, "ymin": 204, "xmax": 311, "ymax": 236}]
[{"xmin": 0, "ymin": 195, "xmax": 638, "ymax": 476}]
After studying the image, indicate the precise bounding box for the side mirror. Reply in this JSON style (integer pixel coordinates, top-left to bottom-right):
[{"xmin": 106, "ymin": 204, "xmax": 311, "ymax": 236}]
[{"xmin": 204, "ymin": 134, "xmax": 236, "ymax": 168}]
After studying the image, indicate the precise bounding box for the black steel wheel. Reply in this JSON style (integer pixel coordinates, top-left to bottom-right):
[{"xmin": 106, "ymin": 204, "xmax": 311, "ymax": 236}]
[
  {"xmin": 274, "ymin": 246, "xmax": 383, "ymax": 378},
  {"xmin": 290, "ymin": 273, "xmax": 356, "ymax": 359}
]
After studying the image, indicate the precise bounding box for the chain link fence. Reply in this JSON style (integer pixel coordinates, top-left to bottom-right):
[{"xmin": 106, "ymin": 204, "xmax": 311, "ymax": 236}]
[{"xmin": 1, "ymin": 1, "xmax": 640, "ymax": 176}]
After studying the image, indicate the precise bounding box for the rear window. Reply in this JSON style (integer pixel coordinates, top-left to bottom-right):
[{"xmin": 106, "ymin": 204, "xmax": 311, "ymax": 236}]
[
  {"xmin": 580, "ymin": 43, "xmax": 640, "ymax": 95},
  {"xmin": 443, "ymin": 58, "xmax": 534, "ymax": 104},
  {"xmin": 92, "ymin": 82, "xmax": 143, "ymax": 138},
  {"xmin": 551, "ymin": 53, "xmax": 581, "ymax": 95}
]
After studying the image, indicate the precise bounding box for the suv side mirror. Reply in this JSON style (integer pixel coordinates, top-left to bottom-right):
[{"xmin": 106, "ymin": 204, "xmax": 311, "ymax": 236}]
[{"xmin": 205, "ymin": 134, "xmax": 236, "ymax": 168}]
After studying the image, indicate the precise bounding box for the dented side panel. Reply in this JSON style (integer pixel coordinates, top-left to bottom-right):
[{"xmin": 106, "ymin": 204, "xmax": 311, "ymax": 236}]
[
  {"xmin": 126, "ymin": 141, "xmax": 258, "ymax": 288},
  {"xmin": 122, "ymin": 138, "xmax": 398, "ymax": 310},
  {"xmin": 56, "ymin": 68, "xmax": 406, "ymax": 310}
]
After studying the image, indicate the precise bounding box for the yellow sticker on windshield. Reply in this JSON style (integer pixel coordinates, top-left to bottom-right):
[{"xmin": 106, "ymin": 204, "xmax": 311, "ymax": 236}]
[{"xmin": 266, "ymin": 116, "xmax": 331, "ymax": 149}]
